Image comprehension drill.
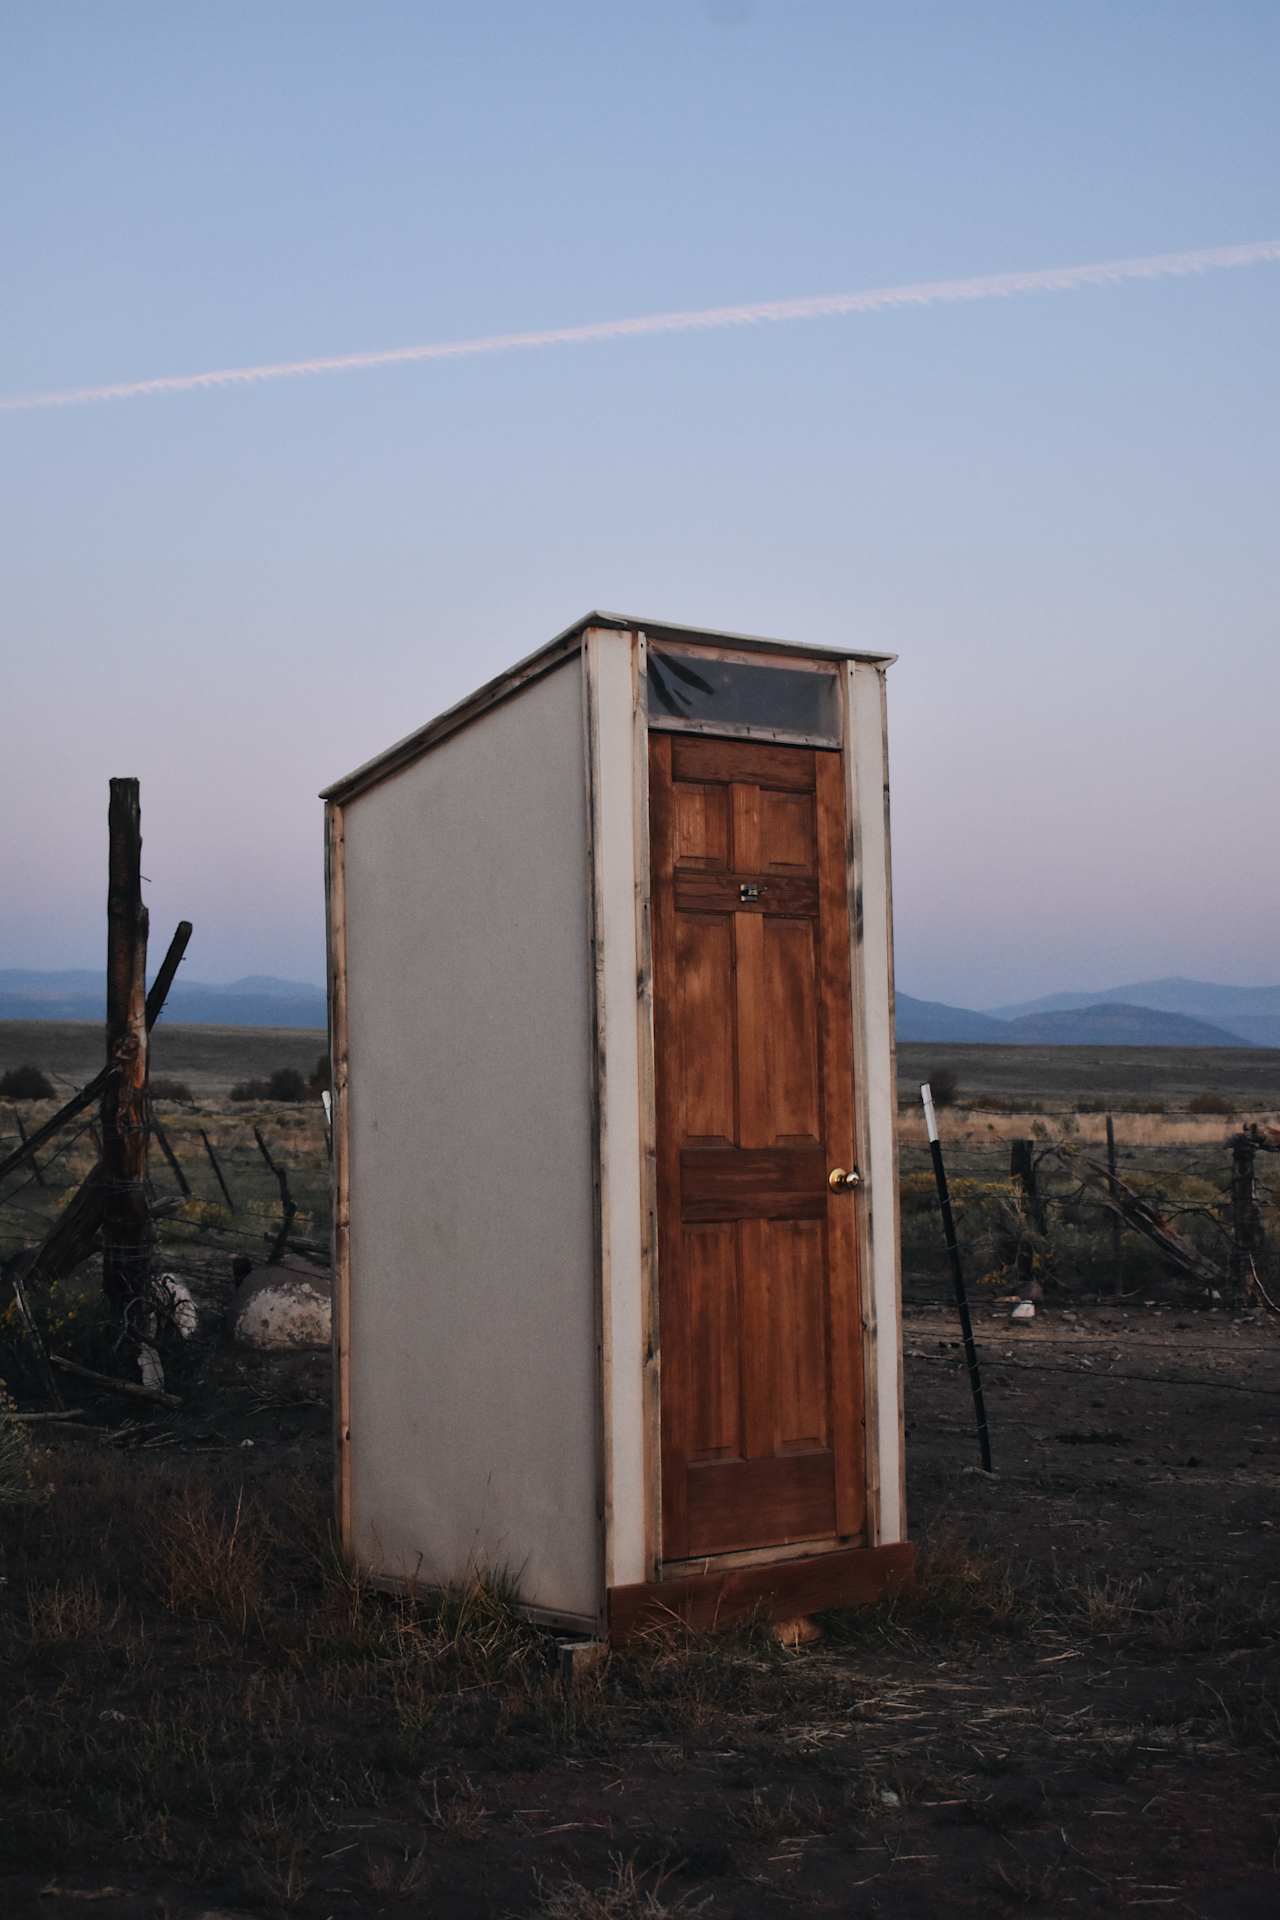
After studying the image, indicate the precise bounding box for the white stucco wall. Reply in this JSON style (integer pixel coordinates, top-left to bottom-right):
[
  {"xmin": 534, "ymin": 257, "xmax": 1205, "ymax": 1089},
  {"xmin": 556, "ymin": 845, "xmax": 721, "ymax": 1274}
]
[{"xmin": 341, "ymin": 657, "xmax": 600, "ymax": 1623}]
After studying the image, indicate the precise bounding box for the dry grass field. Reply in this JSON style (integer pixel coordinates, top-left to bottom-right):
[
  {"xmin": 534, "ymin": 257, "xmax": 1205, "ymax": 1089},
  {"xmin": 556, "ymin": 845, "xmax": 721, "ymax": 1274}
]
[
  {"xmin": 0, "ymin": 1020, "xmax": 327, "ymax": 1102},
  {"xmin": 0, "ymin": 1321, "xmax": 1276, "ymax": 1918},
  {"xmin": 1, "ymin": 1025, "xmax": 1278, "ymax": 1916},
  {"xmin": 897, "ymin": 1040, "xmax": 1280, "ymax": 1109}
]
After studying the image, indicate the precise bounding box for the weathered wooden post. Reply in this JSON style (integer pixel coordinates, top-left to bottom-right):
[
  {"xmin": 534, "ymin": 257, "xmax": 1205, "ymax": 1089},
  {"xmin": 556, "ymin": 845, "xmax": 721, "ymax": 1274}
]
[
  {"xmin": 101, "ymin": 779, "xmax": 152, "ymax": 1324},
  {"xmin": 1009, "ymin": 1137, "xmax": 1049, "ymax": 1297},
  {"xmin": 1105, "ymin": 1114, "xmax": 1122, "ymax": 1294},
  {"xmin": 1229, "ymin": 1130, "xmax": 1262, "ymax": 1303}
]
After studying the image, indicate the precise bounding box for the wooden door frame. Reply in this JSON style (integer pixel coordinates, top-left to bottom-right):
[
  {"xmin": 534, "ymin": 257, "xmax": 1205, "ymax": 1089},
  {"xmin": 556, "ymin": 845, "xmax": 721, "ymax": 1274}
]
[{"xmin": 585, "ymin": 628, "xmax": 906, "ymax": 1609}]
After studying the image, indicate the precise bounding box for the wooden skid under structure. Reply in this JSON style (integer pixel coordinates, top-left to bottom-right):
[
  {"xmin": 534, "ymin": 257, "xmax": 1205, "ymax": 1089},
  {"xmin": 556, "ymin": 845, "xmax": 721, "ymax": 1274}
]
[{"xmin": 608, "ymin": 1541, "xmax": 915, "ymax": 1640}]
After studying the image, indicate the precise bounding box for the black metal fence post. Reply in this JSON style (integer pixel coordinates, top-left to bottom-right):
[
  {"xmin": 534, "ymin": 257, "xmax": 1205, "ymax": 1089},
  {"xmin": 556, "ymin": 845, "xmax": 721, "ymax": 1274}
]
[{"xmin": 922, "ymin": 1082, "xmax": 993, "ymax": 1473}]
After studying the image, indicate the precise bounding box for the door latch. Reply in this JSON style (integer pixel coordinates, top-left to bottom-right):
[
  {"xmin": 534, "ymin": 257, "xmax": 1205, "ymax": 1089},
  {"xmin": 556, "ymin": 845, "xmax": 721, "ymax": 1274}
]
[{"xmin": 739, "ymin": 882, "xmax": 763, "ymax": 902}]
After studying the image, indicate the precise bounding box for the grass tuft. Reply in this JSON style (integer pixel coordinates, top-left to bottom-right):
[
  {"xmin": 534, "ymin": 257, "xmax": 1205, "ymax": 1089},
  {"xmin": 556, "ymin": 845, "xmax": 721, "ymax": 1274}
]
[
  {"xmin": 0, "ymin": 1393, "xmax": 37, "ymax": 1505},
  {"xmin": 536, "ymin": 1854, "xmax": 710, "ymax": 1918},
  {"xmin": 151, "ymin": 1483, "xmax": 270, "ymax": 1634}
]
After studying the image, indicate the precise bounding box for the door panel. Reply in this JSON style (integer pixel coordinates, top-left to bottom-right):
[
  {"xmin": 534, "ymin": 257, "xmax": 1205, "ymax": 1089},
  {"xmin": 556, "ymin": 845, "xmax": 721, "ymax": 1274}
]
[
  {"xmin": 673, "ymin": 784, "xmax": 729, "ymax": 870},
  {"xmin": 682, "ymin": 1224, "xmax": 741, "ymax": 1460},
  {"xmin": 673, "ymin": 914, "xmax": 735, "ymax": 1144},
  {"xmin": 762, "ymin": 919, "xmax": 821, "ymax": 1142},
  {"xmin": 760, "ymin": 789, "xmax": 815, "ymax": 872},
  {"xmin": 651, "ymin": 730, "xmax": 866, "ymax": 1562}
]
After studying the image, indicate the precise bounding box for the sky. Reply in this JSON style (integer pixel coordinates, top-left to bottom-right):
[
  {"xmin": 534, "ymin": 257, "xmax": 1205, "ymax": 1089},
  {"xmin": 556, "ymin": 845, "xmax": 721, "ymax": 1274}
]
[{"xmin": 1, "ymin": 1, "xmax": 1277, "ymax": 1009}]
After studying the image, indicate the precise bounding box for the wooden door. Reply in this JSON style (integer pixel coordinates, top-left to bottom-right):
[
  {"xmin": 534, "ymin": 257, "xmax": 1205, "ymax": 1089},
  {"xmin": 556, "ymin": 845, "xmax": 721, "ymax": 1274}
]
[{"xmin": 650, "ymin": 731, "xmax": 865, "ymax": 1562}]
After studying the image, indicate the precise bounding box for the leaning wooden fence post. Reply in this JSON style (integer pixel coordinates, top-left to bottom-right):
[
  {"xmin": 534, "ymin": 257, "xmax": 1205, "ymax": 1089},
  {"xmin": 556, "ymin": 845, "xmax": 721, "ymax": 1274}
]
[
  {"xmin": 200, "ymin": 1129, "xmax": 237, "ymax": 1212},
  {"xmin": 148, "ymin": 1104, "xmax": 191, "ymax": 1199},
  {"xmin": 0, "ymin": 920, "xmax": 191, "ymax": 1191},
  {"xmin": 14, "ymin": 1115, "xmax": 46, "ymax": 1188},
  {"xmin": 254, "ymin": 1126, "xmax": 298, "ymax": 1264},
  {"xmin": 923, "ymin": 1082, "xmax": 992, "ymax": 1473},
  {"xmin": 11, "ymin": 923, "xmax": 193, "ymax": 1300},
  {"xmin": 101, "ymin": 778, "xmax": 152, "ymax": 1324}
]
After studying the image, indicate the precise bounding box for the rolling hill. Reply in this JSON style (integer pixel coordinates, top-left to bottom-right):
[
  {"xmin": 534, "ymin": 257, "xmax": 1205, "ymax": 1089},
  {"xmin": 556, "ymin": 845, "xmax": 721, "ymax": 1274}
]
[
  {"xmin": 999, "ymin": 1002, "xmax": 1244, "ymax": 1048},
  {"xmin": 0, "ymin": 970, "xmax": 326, "ymax": 1030},
  {"xmin": 991, "ymin": 976, "xmax": 1280, "ymax": 1048},
  {"xmin": 894, "ymin": 993, "xmax": 1009, "ymax": 1043}
]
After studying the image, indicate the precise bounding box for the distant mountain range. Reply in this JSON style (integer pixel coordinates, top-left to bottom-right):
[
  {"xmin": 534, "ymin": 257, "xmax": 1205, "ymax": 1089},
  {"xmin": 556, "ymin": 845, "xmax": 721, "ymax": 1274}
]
[
  {"xmin": 898, "ymin": 975, "xmax": 1280, "ymax": 1048},
  {"xmin": 893, "ymin": 994, "xmax": 1008, "ymax": 1044},
  {"xmin": 2, "ymin": 969, "xmax": 1276, "ymax": 1048},
  {"xmin": 0, "ymin": 970, "xmax": 326, "ymax": 1030},
  {"xmin": 988, "ymin": 977, "xmax": 1280, "ymax": 1050}
]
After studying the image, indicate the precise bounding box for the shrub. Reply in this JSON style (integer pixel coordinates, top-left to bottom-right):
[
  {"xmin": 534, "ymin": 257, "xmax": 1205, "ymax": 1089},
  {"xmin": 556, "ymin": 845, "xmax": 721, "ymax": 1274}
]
[
  {"xmin": 309, "ymin": 1053, "xmax": 331, "ymax": 1096},
  {"xmin": 150, "ymin": 1077, "xmax": 194, "ymax": 1103},
  {"xmin": 927, "ymin": 1066, "xmax": 959, "ymax": 1107},
  {"xmin": 1188, "ymin": 1092, "xmax": 1232, "ymax": 1116},
  {"xmin": 230, "ymin": 1067, "xmax": 307, "ymax": 1103},
  {"xmin": 267, "ymin": 1067, "xmax": 307, "ymax": 1103},
  {"xmin": 0, "ymin": 1064, "xmax": 55, "ymax": 1101}
]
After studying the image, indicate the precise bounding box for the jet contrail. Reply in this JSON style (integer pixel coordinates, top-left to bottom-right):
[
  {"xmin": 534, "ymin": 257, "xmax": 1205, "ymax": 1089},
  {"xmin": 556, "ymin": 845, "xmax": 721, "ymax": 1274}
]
[{"xmin": 3, "ymin": 238, "xmax": 1277, "ymax": 415}]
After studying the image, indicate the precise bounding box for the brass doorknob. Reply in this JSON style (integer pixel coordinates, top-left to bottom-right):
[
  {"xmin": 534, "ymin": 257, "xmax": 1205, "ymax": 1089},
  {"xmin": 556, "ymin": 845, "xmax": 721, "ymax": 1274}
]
[{"xmin": 828, "ymin": 1167, "xmax": 861, "ymax": 1192}]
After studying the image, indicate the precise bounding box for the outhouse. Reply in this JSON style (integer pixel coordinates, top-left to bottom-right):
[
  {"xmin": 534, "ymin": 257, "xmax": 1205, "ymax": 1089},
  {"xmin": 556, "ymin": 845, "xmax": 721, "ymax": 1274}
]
[{"xmin": 322, "ymin": 614, "xmax": 912, "ymax": 1639}]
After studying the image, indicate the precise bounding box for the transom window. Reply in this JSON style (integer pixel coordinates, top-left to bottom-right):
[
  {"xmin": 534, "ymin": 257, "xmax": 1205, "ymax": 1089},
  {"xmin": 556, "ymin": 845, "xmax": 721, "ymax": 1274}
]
[{"xmin": 646, "ymin": 649, "xmax": 841, "ymax": 746}]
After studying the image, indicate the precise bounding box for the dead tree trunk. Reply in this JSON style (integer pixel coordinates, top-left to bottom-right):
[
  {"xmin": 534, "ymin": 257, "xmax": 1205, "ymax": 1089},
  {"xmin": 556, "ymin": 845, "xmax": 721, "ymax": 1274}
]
[{"xmin": 101, "ymin": 779, "xmax": 152, "ymax": 1325}]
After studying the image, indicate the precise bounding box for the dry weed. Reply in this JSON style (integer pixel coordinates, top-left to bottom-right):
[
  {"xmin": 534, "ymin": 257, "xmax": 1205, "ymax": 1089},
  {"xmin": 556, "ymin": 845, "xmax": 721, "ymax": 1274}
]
[
  {"xmin": 732, "ymin": 1785, "xmax": 829, "ymax": 1842},
  {"xmin": 418, "ymin": 1771, "xmax": 490, "ymax": 1839},
  {"xmin": 26, "ymin": 1575, "xmax": 118, "ymax": 1642},
  {"xmin": 536, "ymin": 1853, "xmax": 709, "ymax": 1919},
  {"xmin": 1072, "ymin": 1573, "xmax": 1141, "ymax": 1636},
  {"xmin": 243, "ymin": 1804, "xmax": 309, "ymax": 1907},
  {"xmin": 363, "ymin": 1841, "xmax": 431, "ymax": 1893},
  {"xmin": 0, "ymin": 1390, "xmax": 38, "ymax": 1505},
  {"xmin": 151, "ymin": 1483, "xmax": 269, "ymax": 1633}
]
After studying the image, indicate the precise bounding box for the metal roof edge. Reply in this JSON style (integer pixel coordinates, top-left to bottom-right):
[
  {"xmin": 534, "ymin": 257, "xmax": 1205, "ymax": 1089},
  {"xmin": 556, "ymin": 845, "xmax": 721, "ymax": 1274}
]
[
  {"xmin": 594, "ymin": 611, "xmax": 897, "ymax": 669},
  {"xmin": 321, "ymin": 611, "xmax": 896, "ymax": 804}
]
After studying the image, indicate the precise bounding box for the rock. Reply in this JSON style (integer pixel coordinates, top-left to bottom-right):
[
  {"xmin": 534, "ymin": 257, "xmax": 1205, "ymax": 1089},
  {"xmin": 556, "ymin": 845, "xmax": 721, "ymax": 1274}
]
[
  {"xmin": 1010, "ymin": 1300, "xmax": 1036, "ymax": 1323},
  {"xmin": 227, "ymin": 1261, "xmax": 332, "ymax": 1351}
]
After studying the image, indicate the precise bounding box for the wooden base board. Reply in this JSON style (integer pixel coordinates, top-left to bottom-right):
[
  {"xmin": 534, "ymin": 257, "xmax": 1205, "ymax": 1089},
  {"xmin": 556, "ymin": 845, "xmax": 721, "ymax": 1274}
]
[{"xmin": 607, "ymin": 1540, "xmax": 914, "ymax": 1641}]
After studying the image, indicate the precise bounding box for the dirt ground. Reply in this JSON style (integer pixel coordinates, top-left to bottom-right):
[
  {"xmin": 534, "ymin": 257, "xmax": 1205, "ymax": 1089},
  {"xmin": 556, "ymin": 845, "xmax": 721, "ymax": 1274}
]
[{"xmin": 2, "ymin": 1305, "xmax": 1277, "ymax": 1920}]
